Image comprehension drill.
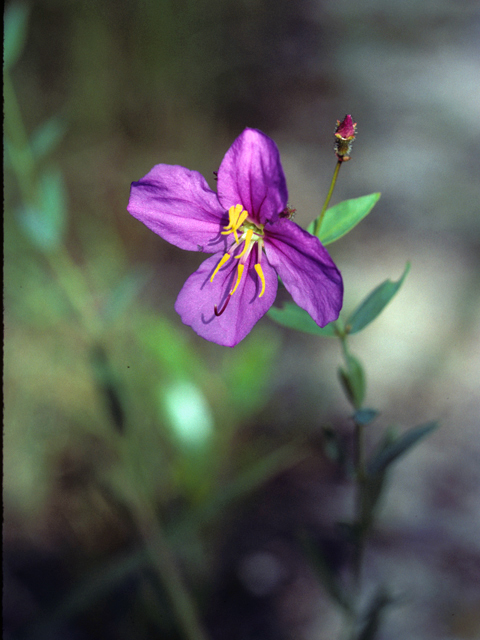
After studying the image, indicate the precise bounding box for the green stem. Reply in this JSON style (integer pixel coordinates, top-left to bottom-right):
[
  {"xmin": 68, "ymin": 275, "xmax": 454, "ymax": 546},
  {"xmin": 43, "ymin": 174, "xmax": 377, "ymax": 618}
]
[
  {"xmin": 137, "ymin": 508, "xmax": 210, "ymax": 640},
  {"xmin": 313, "ymin": 160, "xmax": 342, "ymax": 236},
  {"xmin": 352, "ymin": 418, "xmax": 366, "ymax": 591},
  {"xmin": 119, "ymin": 435, "xmax": 210, "ymax": 640},
  {"xmin": 336, "ymin": 333, "xmax": 369, "ymax": 640}
]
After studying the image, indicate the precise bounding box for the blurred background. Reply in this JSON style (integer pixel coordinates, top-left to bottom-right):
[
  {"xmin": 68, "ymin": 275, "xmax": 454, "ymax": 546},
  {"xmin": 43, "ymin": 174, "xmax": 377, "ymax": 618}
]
[{"xmin": 4, "ymin": 1, "xmax": 480, "ymax": 639}]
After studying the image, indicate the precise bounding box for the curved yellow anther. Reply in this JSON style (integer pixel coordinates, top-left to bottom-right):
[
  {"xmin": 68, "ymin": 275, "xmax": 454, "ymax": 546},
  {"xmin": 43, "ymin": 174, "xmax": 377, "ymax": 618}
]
[
  {"xmin": 210, "ymin": 253, "xmax": 231, "ymax": 282},
  {"xmin": 232, "ymin": 204, "xmax": 245, "ymax": 226},
  {"xmin": 254, "ymin": 263, "xmax": 266, "ymax": 298},
  {"xmin": 236, "ymin": 209, "xmax": 249, "ymax": 227},
  {"xmin": 223, "ymin": 204, "xmax": 244, "ymax": 230},
  {"xmin": 233, "ymin": 210, "xmax": 248, "ymax": 243},
  {"xmin": 222, "ymin": 205, "xmax": 249, "ymax": 243},
  {"xmin": 235, "ymin": 228, "xmax": 254, "ymax": 258},
  {"xmin": 230, "ymin": 264, "xmax": 244, "ymax": 295}
]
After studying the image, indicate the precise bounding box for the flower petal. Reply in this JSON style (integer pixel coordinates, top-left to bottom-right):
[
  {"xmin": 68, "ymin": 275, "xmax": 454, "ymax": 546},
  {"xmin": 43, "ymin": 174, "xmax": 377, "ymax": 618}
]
[
  {"xmin": 265, "ymin": 220, "xmax": 343, "ymax": 326},
  {"xmin": 127, "ymin": 164, "xmax": 226, "ymax": 253},
  {"xmin": 217, "ymin": 128, "xmax": 288, "ymax": 226},
  {"xmin": 175, "ymin": 252, "xmax": 278, "ymax": 347}
]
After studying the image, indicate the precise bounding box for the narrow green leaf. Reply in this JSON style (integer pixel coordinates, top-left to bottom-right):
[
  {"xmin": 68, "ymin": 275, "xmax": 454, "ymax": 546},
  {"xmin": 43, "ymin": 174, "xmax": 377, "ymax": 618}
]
[
  {"xmin": 19, "ymin": 169, "xmax": 67, "ymax": 251},
  {"xmin": 346, "ymin": 262, "xmax": 411, "ymax": 334},
  {"xmin": 4, "ymin": 3, "xmax": 30, "ymax": 70},
  {"xmin": 102, "ymin": 268, "xmax": 149, "ymax": 324},
  {"xmin": 368, "ymin": 421, "xmax": 439, "ymax": 475},
  {"xmin": 40, "ymin": 169, "xmax": 67, "ymax": 246},
  {"xmin": 308, "ymin": 193, "xmax": 381, "ymax": 245},
  {"xmin": 338, "ymin": 353, "xmax": 366, "ymax": 409},
  {"xmin": 268, "ymin": 302, "xmax": 338, "ymax": 336},
  {"xmin": 161, "ymin": 380, "xmax": 214, "ymax": 449},
  {"xmin": 222, "ymin": 327, "xmax": 280, "ymax": 418},
  {"xmin": 31, "ymin": 117, "xmax": 67, "ymax": 159},
  {"xmin": 369, "ymin": 425, "xmax": 400, "ymax": 465},
  {"xmin": 138, "ymin": 315, "xmax": 203, "ymax": 380}
]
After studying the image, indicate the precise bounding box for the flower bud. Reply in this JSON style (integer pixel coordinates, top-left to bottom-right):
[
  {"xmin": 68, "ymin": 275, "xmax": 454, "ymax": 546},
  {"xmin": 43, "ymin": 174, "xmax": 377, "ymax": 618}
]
[{"xmin": 334, "ymin": 114, "xmax": 357, "ymax": 161}]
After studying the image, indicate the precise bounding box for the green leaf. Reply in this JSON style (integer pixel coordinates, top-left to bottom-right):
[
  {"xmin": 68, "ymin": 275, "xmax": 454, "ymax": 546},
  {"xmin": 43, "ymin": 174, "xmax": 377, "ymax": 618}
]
[
  {"xmin": 222, "ymin": 327, "xmax": 280, "ymax": 418},
  {"xmin": 18, "ymin": 169, "xmax": 68, "ymax": 251},
  {"xmin": 102, "ymin": 268, "xmax": 149, "ymax": 325},
  {"xmin": 367, "ymin": 421, "xmax": 439, "ymax": 475},
  {"xmin": 346, "ymin": 262, "xmax": 411, "ymax": 334},
  {"xmin": 369, "ymin": 425, "xmax": 400, "ymax": 465},
  {"xmin": 308, "ymin": 193, "xmax": 381, "ymax": 245},
  {"xmin": 268, "ymin": 302, "xmax": 338, "ymax": 336},
  {"xmin": 338, "ymin": 353, "xmax": 366, "ymax": 409},
  {"xmin": 138, "ymin": 315, "xmax": 203, "ymax": 381},
  {"xmin": 161, "ymin": 380, "xmax": 214, "ymax": 449},
  {"xmin": 31, "ymin": 117, "xmax": 67, "ymax": 159},
  {"xmin": 4, "ymin": 3, "xmax": 30, "ymax": 70},
  {"xmin": 38, "ymin": 169, "xmax": 67, "ymax": 246}
]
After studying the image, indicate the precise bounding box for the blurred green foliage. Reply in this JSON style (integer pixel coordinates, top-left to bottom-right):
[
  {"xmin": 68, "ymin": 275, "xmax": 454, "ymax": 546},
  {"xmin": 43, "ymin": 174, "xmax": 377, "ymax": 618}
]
[{"xmin": 4, "ymin": 4, "xmax": 300, "ymax": 636}]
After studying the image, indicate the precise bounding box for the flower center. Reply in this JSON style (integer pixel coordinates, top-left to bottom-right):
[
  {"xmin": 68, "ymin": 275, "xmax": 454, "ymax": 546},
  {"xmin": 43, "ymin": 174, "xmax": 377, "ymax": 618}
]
[{"xmin": 210, "ymin": 204, "xmax": 266, "ymax": 315}]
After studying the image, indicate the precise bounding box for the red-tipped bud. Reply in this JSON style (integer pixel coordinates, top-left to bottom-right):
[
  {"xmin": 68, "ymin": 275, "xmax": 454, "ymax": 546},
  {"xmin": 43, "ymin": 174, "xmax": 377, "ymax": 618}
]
[{"xmin": 334, "ymin": 114, "xmax": 357, "ymax": 161}]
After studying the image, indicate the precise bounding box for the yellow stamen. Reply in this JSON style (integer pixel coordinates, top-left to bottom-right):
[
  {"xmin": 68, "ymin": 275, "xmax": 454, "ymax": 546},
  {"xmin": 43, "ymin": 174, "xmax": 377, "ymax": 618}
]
[
  {"xmin": 232, "ymin": 203, "xmax": 244, "ymax": 225},
  {"xmin": 222, "ymin": 206, "xmax": 249, "ymax": 243},
  {"xmin": 234, "ymin": 228, "xmax": 254, "ymax": 258},
  {"xmin": 223, "ymin": 204, "xmax": 244, "ymax": 231},
  {"xmin": 254, "ymin": 263, "xmax": 266, "ymax": 297},
  {"xmin": 210, "ymin": 253, "xmax": 231, "ymax": 282},
  {"xmin": 230, "ymin": 264, "xmax": 244, "ymax": 295},
  {"xmin": 236, "ymin": 209, "xmax": 248, "ymax": 226}
]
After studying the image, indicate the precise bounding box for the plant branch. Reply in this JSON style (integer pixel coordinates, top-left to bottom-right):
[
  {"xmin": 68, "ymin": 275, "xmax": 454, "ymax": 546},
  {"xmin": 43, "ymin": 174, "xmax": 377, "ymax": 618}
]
[{"xmin": 314, "ymin": 160, "xmax": 342, "ymax": 236}]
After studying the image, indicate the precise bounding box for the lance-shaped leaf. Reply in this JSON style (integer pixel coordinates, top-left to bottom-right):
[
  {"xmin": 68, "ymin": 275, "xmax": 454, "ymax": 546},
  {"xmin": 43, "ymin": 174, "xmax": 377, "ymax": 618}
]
[
  {"xmin": 338, "ymin": 352, "xmax": 366, "ymax": 409},
  {"xmin": 18, "ymin": 169, "xmax": 68, "ymax": 251},
  {"xmin": 4, "ymin": 3, "xmax": 30, "ymax": 70},
  {"xmin": 368, "ymin": 421, "xmax": 438, "ymax": 475},
  {"xmin": 31, "ymin": 117, "xmax": 67, "ymax": 159},
  {"xmin": 308, "ymin": 193, "xmax": 381, "ymax": 245},
  {"xmin": 346, "ymin": 262, "xmax": 410, "ymax": 334},
  {"xmin": 268, "ymin": 302, "xmax": 338, "ymax": 336},
  {"xmin": 102, "ymin": 268, "xmax": 149, "ymax": 325}
]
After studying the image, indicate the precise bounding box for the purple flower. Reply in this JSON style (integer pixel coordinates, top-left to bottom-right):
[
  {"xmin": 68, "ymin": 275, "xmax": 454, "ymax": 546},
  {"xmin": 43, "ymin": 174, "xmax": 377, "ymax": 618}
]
[{"xmin": 127, "ymin": 128, "xmax": 343, "ymax": 347}]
